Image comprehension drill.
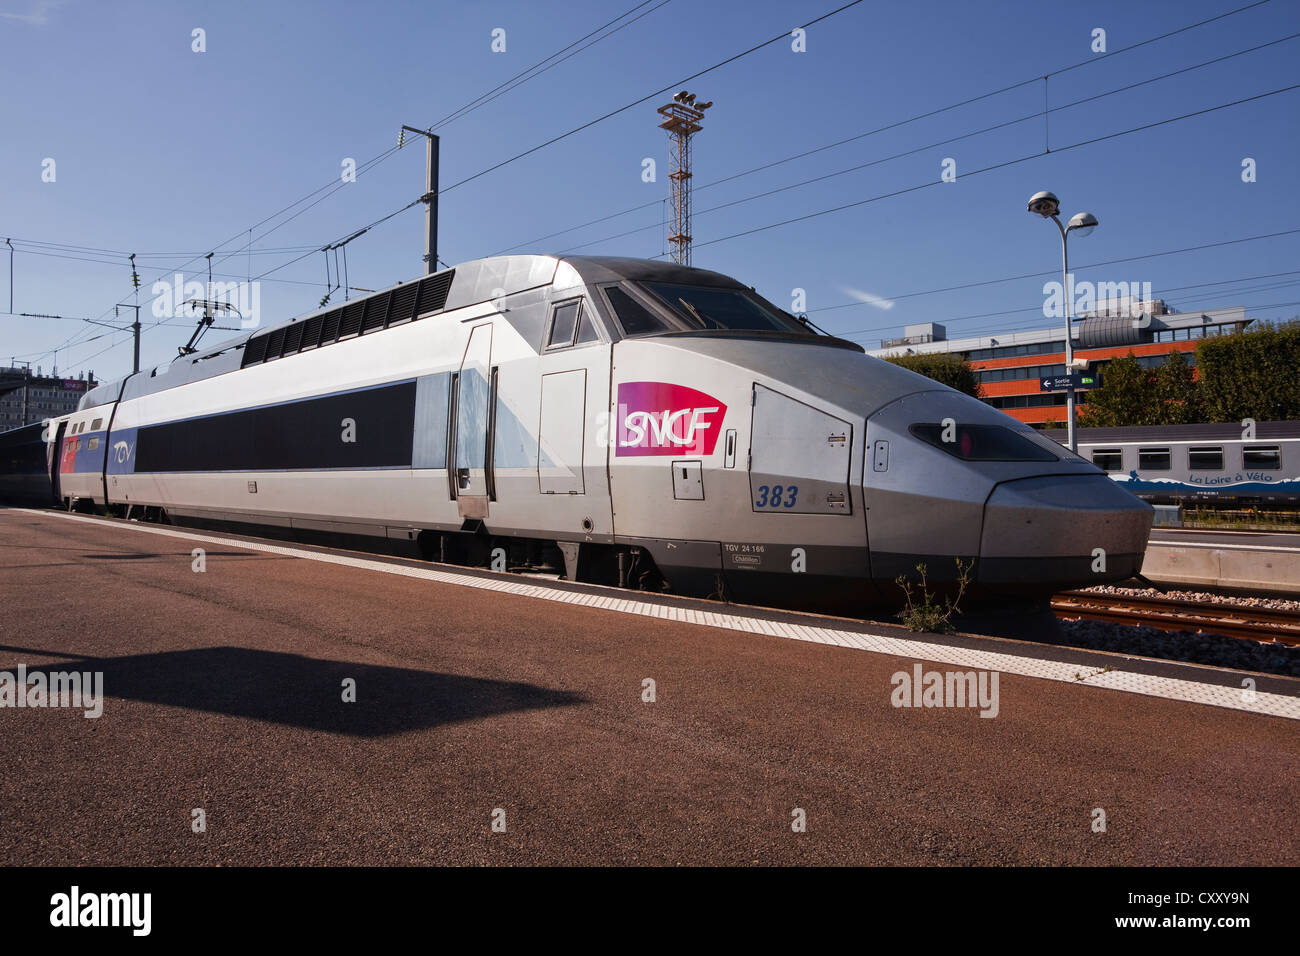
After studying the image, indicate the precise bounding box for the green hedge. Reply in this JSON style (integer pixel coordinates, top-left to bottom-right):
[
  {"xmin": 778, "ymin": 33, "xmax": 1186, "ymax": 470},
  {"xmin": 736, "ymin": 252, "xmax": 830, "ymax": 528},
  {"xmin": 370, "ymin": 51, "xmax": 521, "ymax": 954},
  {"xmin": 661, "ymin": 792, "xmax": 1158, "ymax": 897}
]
[{"xmin": 1196, "ymin": 319, "xmax": 1300, "ymax": 422}]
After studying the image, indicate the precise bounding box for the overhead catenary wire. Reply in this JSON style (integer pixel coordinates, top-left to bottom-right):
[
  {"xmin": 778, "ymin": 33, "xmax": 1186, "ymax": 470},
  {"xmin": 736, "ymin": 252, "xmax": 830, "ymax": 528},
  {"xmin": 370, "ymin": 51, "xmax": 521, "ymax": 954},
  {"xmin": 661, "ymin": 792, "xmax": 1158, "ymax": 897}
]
[
  {"xmin": 3, "ymin": 245, "xmax": 350, "ymax": 289},
  {"xmin": 557, "ymin": 32, "xmax": 1300, "ymax": 254},
  {"xmin": 5, "ymin": 238, "xmax": 320, "ymax": 258},
  {"xmin": 48, "ymin": 73, "xmax": 1300, "ymax": 374},
  {"xmin": 814, "ymin": 227, "xmax": 1300, "ymax": 323},
  {"xmin": 435, "ymin": 0, "xmax": 869, "ymax": 198},
  {"xmin": 201, "ymin": 3, "xmax": 675, "ymax": 273},
  {"xmin": 251, "ymin": 0, "xmax": 1203, "ymax": 290},
  {"xmin": 835, "ymin": 274, "xmax": 1300, "ymax": 345},
  {"xmin": 48, "ymin": 0, "xmax": 691, "ymax": 360},
  {"xmin": 29, "ymin": 0, "xmax": 1260, "ymax": 338},
  {"xmin": 493, "ymin": 0, "xmax": 1283, "ymax": 255},
  {"xmin": 430, "ymin": 0, "xmax": 674, "ymax": 130},
  {"xmin": 947, "ymin": 288, "xmax": 1300, "ymax": 343},
  {"xmin": 559, "ymin": 110, "xmax": 1049, "ymax": 253},
  {"xmin": 873, "ymin": 297, "xmax": 1300, "ymax": 357},
  {"xmin": 864, "ymin": 280, "xmax": 1300, "ymax": 343},
  {"xmin": 239, "ymin": 0, "xmax": 873, "ymax": 285},
  {"xmin": 672, "ymin": 83, "xmax": 1300, "ymax": 255},
  {"xmin": 16, "ymin": 0, "xmax": 1283, "ymax": 372}
]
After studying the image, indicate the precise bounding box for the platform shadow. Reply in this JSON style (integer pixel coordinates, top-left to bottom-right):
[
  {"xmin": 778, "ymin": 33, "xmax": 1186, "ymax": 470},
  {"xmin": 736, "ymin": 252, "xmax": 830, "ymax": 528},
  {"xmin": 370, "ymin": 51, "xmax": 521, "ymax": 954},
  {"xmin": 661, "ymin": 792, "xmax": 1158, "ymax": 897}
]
[{"xmin": 0, "ymin": 646, "xmax": 586, "ymax": 736}]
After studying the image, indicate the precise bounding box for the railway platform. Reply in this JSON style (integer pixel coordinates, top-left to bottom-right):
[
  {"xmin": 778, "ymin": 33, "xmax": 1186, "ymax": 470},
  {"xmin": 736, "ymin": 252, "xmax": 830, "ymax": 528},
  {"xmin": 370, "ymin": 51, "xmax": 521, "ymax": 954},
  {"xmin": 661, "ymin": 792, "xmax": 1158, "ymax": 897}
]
[
  {"xmin": 1, "ymin": 506, "xmax": 1297, "ymax": 866},
  {"xmin": 1143, "ymin": 528, "xmax": 1300, "ymax": 594}
]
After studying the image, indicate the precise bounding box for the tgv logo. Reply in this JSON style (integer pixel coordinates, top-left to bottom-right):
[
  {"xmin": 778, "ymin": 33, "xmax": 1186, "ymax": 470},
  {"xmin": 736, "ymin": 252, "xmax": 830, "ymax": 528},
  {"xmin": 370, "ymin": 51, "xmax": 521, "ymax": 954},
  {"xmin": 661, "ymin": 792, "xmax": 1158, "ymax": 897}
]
[{"xmin": 615, "ymin": 382, "xmax": 726, "ymax": 457}]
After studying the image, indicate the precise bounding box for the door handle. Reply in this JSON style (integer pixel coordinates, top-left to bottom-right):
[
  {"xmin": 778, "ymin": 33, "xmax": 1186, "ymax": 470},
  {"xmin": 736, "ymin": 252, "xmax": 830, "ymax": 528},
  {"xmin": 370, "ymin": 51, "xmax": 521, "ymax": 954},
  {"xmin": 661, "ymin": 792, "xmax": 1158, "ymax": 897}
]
[{"xmin": 456, "ymin": 467, "xmax": 470, "ymax": 489}]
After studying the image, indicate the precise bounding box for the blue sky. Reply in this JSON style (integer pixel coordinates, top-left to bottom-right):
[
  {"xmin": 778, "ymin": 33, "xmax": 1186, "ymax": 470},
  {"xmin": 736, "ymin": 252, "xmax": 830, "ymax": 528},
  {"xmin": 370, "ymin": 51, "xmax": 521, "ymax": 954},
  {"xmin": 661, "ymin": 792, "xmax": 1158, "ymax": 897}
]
[{"xmin": 2, "ymin": 0, "xmax": 1298, "ymax": 381}]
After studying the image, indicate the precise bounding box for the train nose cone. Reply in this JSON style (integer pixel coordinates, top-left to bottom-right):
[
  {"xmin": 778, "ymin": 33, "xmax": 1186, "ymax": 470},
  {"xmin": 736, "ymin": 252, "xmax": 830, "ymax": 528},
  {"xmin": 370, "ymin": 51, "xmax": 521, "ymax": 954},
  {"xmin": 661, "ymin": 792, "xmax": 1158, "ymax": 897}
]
[{"xmin": 977, "ymin": 475, "xmax": 1153, "ymax": 593}]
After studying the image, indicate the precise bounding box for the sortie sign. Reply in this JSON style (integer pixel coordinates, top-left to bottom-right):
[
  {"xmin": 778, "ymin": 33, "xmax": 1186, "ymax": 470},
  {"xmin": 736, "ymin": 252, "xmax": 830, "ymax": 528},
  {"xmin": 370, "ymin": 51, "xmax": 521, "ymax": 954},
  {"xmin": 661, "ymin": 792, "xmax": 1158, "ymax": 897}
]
[{"xmin": 1039, "ymin": 372, "xmax": 1100, "ymax": 392}]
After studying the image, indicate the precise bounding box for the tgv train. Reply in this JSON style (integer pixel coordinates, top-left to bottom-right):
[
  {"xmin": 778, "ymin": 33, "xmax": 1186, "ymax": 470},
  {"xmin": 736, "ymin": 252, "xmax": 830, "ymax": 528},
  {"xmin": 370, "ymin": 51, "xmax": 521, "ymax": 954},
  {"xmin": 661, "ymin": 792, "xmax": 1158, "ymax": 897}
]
[
  {"xmin": 6, "ymin": 255, "xmax": 1153, "ymax": 611},
  {"xmin": 1059, "ymin": 422, "xmax": 1300, "ymax": 505}
]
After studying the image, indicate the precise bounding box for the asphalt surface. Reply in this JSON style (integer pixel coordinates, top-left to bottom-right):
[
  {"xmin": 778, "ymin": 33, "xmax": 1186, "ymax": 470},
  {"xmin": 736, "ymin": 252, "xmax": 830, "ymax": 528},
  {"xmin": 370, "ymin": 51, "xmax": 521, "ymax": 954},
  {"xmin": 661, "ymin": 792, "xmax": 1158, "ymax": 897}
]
[{"xmin": 1, "ymin": 508, "xmax": 1297, "ymax": 866}]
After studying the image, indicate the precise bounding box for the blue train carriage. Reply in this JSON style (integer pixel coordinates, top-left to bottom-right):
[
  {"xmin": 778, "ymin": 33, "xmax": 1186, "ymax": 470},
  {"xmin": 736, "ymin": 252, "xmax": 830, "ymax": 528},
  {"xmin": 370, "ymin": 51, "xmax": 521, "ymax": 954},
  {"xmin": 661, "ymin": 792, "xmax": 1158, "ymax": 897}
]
[
  {"xmin": 0, "ymin": 420, "xmax": 56, "ymax": 505},
  {"xmin": 1065, "ymin": 422, "xmax": 1300, "ymax": 505}
]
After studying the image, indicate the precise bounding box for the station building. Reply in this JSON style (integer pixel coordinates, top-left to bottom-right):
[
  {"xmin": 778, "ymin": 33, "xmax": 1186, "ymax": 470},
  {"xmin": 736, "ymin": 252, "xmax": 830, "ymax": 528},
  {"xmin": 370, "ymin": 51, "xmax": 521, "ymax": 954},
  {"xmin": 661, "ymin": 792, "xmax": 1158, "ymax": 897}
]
[
  {"xmin": 0, "ymin": 367, "xmax": 97, "ymax": 429},
  {"xmin": 867, "ymin": 298, "xmax": 1254, "ymax": 427}
]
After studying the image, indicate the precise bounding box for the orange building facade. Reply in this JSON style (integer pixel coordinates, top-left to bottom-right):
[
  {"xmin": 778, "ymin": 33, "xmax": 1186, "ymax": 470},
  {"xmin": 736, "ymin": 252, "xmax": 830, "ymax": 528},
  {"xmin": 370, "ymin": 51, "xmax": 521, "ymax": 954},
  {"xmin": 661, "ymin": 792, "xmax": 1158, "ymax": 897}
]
[{"xmin": 869, "ymin": 301, "xmax": 1251, "ymax": 428}]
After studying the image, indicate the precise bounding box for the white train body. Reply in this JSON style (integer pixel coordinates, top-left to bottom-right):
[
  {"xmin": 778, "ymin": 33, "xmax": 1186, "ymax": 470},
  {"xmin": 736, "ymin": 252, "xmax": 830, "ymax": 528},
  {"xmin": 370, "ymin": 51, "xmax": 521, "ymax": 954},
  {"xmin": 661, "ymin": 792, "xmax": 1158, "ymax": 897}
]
[{"xmin": 42, "ymin": 254, "xmax": 1152, "ymax": 610}]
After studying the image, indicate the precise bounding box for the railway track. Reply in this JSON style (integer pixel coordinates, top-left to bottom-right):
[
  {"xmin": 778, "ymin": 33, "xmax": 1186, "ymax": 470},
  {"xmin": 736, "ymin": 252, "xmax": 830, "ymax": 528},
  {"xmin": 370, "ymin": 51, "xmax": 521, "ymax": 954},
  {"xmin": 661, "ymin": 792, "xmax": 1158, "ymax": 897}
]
[{"xmin": 1051, "ymin": 592, "xmax": 1300, "ymax": 646}]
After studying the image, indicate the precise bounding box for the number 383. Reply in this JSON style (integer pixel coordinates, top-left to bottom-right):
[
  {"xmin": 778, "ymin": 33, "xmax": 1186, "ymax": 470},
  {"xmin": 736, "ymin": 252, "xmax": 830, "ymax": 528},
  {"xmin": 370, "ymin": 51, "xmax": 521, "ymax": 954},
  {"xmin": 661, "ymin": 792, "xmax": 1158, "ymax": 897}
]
[{"xmin": 754, "ymin": 484, "xmax": 798, "ymax": 509}]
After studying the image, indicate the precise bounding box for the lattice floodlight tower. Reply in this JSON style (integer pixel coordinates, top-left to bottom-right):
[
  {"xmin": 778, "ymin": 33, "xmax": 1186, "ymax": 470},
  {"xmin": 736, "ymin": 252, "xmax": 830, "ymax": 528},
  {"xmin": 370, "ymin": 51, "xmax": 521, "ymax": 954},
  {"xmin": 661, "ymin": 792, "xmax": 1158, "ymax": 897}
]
[{"xmin": 657, "ymin": 91, "xmax": 711, "ymax": 266}]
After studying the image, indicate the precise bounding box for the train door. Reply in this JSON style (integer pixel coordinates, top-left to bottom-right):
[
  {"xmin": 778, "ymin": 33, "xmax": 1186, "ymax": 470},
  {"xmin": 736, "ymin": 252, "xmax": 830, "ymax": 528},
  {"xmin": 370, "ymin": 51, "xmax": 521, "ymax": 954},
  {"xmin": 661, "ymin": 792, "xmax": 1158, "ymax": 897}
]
[
  {"xmin": 748, "ymin": 384, "xmax": 853, "ymax": 514},
  {"xmin": 451, "ymin": 323, "xmax": 494, "ymax": 519},
  {"xmin": 538, "ymin": 296, "xmax": 598, "ymax": 497},
  {"xmin": 538, "ymin": 369, "xmax": 586, "ymax": 494},
  {"xmin": 49, "ymin": 420, "xmax": 67, "ymax": 505},
  {"xmin": 531, "ymin": 294, "xmax": 614, "ymax": 540}
]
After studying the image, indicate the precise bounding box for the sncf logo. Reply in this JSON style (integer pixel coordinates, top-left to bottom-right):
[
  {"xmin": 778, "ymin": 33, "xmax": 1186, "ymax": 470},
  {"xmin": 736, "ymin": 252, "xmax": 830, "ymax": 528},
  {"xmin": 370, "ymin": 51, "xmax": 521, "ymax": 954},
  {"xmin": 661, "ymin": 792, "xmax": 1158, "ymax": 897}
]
[{"xmin": 616, "ymin": 382, "xmax": 726, "ymax": 457}]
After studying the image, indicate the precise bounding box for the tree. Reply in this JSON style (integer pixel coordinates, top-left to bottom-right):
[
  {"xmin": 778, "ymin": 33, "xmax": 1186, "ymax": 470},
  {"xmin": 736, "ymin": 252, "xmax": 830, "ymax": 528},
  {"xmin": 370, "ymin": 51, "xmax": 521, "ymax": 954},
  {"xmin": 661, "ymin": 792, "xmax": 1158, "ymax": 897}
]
[
  {"xmin": 1079, "ymin": 352, "xmax": 1156, "ymax": 426},
  {"xmin": 1196, "ymin": 318, "xmax": 1300, "ymax": 422},
  {"xmin": 1081, "ymin": 350, "xmax": 1207, "ymax": 426},
  {"xmin": 885, "ymin": 353, "xmax": 982, "ymax": 398}
]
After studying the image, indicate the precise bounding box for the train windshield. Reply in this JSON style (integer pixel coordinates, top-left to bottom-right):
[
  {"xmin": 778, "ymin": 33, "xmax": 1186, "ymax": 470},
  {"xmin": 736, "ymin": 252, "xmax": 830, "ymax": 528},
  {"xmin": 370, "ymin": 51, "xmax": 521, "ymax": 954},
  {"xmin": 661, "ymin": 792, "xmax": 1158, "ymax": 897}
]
[
  {"xmin": 909, "ymin": 423, "xmax": 1060, "ymax": 462},
  {"xmin": 639, "ymin": 282, "xmax": 813, "ymax": 335}
]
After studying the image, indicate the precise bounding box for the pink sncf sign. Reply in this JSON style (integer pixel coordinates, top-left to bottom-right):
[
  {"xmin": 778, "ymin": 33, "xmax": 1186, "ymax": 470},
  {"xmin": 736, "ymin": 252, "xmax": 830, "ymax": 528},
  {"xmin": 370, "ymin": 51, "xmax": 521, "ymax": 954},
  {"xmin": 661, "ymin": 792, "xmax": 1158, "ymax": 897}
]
[{"xmin": 615, "ymin": 382, "xmax": 727, "ymax": 457}]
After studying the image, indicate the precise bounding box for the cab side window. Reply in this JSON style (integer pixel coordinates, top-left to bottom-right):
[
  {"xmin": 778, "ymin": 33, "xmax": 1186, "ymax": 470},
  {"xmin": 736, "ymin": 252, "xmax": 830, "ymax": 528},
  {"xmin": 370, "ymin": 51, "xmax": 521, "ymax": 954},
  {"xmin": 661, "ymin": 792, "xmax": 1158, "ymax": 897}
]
[
  {"xmin": 574, "ymin": 308, "xmax": 600, "ymax": 344},
  {"xmin": 546, "ymin": 300, "xmax": 581, "ymax": 350},
  {"xmin": 546, "ymin": 298, "xmax": 601, "ymax": 349}
]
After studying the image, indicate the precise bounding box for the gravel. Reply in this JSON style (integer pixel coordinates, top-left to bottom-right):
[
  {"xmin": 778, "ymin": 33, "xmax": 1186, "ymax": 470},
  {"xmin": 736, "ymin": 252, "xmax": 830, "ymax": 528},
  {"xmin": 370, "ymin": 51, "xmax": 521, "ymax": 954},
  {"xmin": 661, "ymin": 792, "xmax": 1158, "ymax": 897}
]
[
  {"xmin": 1047, "ymin": 617, "xmax": 1300, "ymax": 678},
  {"xmin": 1081, "ymin": 583, "xmax": 1300, "ymax": 613},
  {"xmin": 1033, "ymin": 584, "xmax": 1300, "ymax": 678}
]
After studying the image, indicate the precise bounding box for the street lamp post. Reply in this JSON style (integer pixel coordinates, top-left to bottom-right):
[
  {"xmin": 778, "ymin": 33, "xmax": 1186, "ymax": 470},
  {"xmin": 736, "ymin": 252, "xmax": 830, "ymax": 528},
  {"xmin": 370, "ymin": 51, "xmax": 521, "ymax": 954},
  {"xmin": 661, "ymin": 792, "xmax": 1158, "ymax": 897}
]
[{"xmin": 1027, "ymin": 191, "xmax": 1098, "ymax": 454}]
